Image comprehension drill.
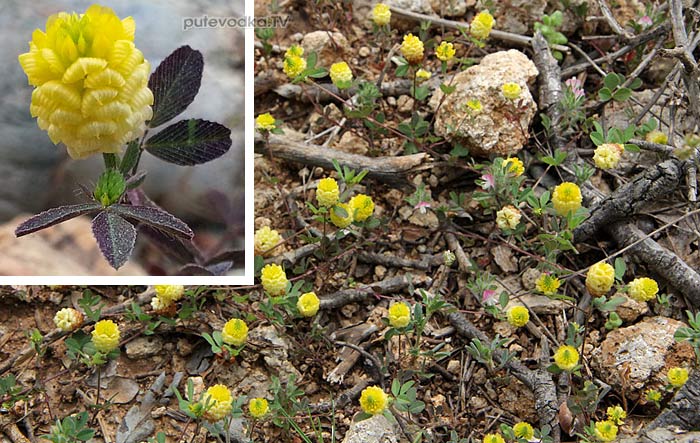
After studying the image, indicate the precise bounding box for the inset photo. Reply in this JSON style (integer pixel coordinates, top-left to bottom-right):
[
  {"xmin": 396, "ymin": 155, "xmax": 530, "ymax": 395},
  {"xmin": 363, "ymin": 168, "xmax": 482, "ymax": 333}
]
[{"xmin": 3, "ymin": 0, "xmax": 253, "ymax": 281}]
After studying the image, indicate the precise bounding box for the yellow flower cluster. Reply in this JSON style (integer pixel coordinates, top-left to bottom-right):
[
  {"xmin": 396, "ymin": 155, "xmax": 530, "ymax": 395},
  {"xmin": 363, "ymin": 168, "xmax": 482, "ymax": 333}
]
[
  {"xmin": 256, "ymin": 113, "xmax": 276, "ymax": 131},
  {"xmin": 506, "ymin": 306, "xmax": 529, "ymax": 327},
  {"xmin": 283, "ymin": 45, "xmax": 306, "ymax": 79},
  {"xmin": 18, "ymin": 4, "xmax": 154, "ymax": 159},
  {"xmin": 627, "ymin": 277, "xmax": 658, "ymax": 302},
  {"xmin": 260, "ymin": 263, "xmax": 288, "ymax": 296},
  {"xmin": 254, "ymin": 226, "xmax": 282, "ymax": 256},
  {"xmin": 436, "ymin": 41, "xmax": 456, "ymax": 61},
  {"xmin": 92, "ymin": 319, "xmax": 120, "ymax": 353},
  {"xmin": 297, "ymin": 292, "xmax": 320, "ymax": 317},
  {"xmin": 317, "ymin": 177, "xmax": 340, "ymax": 207},
  {"xmin": 470, "ymin": 11, "xmax": 495, "ymax": 40},
  {"xmin": 552, "ymin": 182, "xmax": 582, "ymax": 216},
  {"xmin": 606, "ymin": 405, "xmax": 626, "ymax": 425},
  {"xmin": 221, "ymin": 318, "xmax": 248, "ymax": 347},
  {"xmin": 349, "ymin": 194, "xmax": 375, "ymax": 222},
  {"xmin": 513, "ymin": 422, "xmax": 534, "ymax": 440},
  {"xmin": 54, "ymin": 308, "xmax": 83, "ymax": 332},
  {"xmin": 593, "ymin": 143, "xmax": 624, "ymax": 170},
  {"xmin": 667, "ymin": 367, "xmax": 689, "ymax": 388},
  {"xmin": 151, "ymin": 285, "xmax": 185, "ymax": 312},
  {"xmin": 330, "ymin": 202, "xmax": 354, "ymax": 228},
  {"xmin": 503, "ymin": 157, "xmax": 524, "ymax": 176},
  {"xmin": 467, "ymin": 99, "xmax": 483, "ymax": 113},
  {"xmin": 536, "ymin": 273, "xmax": 561, "ymax": 296},
  {"xmin": 415, "ymin": 68, "xmax": 431, "ymax": 82},
  {"xmin": 594, "ymin": 420, "xmax": 618, "ymax": 442},
  {"xmin": 248, "ymin": 397, "xmax": 269, "ymax": 418},
  {"xmin": 359, "ymin": 385, "xmax": 388, "ymax": 415},
  {"xmin": 388, "ymin": 302, "xmax": 411, "ymax": 328},
  {"xmin": 501, "ymin": 82, "xmax": 522, "ymax": 100},
  {"xmin": 646, "ymin": 130, "xmax": 668, "ymax": 145},
  {"xmin": 400, "ymin": 33, "xmax": 424, "ymax": 64},
  {"xmin": 202, "ymin": 384, "xmax": 233, "ymax": 422},
  {"xmin": 330, "ymin": 61, "xmax": 353, "ymax": 89},
  {"xmin": 553, "ymin": 344, "xmax": 579, "ymax": 371},
  {"xmin": 482, "ymin": 434, "xmax": 505, "ymax": 443},
  {"xmin": 586, "ymin": 262, "xmax": 615, "ymax": 296},
  {"xmin": 372, "ymin": 3, "xmax": 391, "ymax": 26},
  {"xmin": 496, "ymin": 205, "xmax": 521, "ymax": 231}
]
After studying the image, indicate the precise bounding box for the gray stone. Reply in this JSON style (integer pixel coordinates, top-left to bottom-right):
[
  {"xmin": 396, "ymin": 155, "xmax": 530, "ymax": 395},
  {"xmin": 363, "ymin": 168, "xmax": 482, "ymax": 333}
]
[
  {"xmin": 342, "ymin": 414, "xmax": 399, "ymax": 443},
  {"xmin": 301, "ymin": 31, "xmax": 350, "ymax": 68},
  {"xmin": 125, "ymin": 336, "xmax": 164, "ymax": 359}
]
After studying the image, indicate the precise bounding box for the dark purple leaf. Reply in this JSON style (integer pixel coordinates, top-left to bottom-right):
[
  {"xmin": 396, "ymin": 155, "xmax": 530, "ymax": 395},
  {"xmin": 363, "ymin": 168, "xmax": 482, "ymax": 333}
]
[
  {"xmin": 92, "ymin": 212, "xmax": 136, "ymax": 270},
  {"xmin": 15, "ymin": 203, "xmax": 102, "ymax": 237},
  {"xmin": 148, "ymin": 45, "xmax": 204, "ymax": 128},
  {"xmin": 109, "ymin": 205, "xmax": 193, "ymax": 239},
  {"xmin": 138, "ymin": 225, "xmax": 202, "ymax": 265},
  {"xmin": 144, "ymin": 119, "xmax": 231, "ymax": 166},
  {"xmin": 205, "ymin": 249, "xmax": 245, "ymax": 266},
  {"xmin": 177, "ymin": 261, "xmax": 232, "ymax": 276}
]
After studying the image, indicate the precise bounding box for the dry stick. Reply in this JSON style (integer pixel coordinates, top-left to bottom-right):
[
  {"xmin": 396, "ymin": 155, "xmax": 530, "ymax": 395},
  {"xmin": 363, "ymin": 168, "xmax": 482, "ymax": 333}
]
[
  {"xmin": 254, "ymin": 132, "xmax": 431, "ymax": 187},
  {"xmin": 319, "ymin": 275, "xmax": 415, "ymax": 310},
  {"xmin": 596, "ymin": 0, "xmax": 634, "ymax": 39},
  {"xmin": 668, "ymin": 0, "xmax": 700, "ymax": 124}
]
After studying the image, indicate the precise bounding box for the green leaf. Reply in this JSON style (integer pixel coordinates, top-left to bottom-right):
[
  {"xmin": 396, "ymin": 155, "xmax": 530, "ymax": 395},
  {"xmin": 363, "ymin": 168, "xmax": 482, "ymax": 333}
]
[
  {"xmin": 440, "ymin": 83, "xmax": 456, "ymax": 94},
  {"xmin": 624, "ymin": 143, "xmax": 640, "ymax": 152},
  {"xmin": 612, "ymin": 87, "xmax": 632, "ymax": 102},
  {"xmin": 614, "ymin": 257, "xmax": 626, "ymax": 280},
  {"xmin": 604, "ymin": 73, "xmax": 621, "ymax": 90},
  {"xmin": 145, "ymin": 119, "xmax": 231, "ymax": 166},
  {"xmin": 629, "ymin": 77, "xmax": 643, "ymax": 89},
  {"xmin": 598, "ymin": 87, "xmax": 612, "ymax": 102},
  {"xmin": 120, "ymin": 140, "xmax": 141, "ymax": 175}
]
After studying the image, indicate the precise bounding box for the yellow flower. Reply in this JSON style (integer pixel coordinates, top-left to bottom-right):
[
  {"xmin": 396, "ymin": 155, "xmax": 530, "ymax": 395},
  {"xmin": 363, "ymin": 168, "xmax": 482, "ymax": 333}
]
[
  {"xmin": 388, "ymin": 302, "xmax": 411, "ymax": 328},
  {"xmin": 283, "ymin": 54, "xmax": 306, "ymax": 78},
  {"xmin": 536, "ymin": 273, "xmax": 561, "ymax": 296},
  {"xmin": 594, "ymin": 420, "xmax": 618, "ymax": 442},
  {"xmin": 586, "ymin": 262, "xmax": 615, "ymax": 296},
  {"xmin": 330, "ymin": 203, "xmax": 354, "ymax": 228},
  {"xmin": 150, "ymin": 295, "xmax": 168, "ymax": 311},
  {"xmin": 254, "ymin": 226, "xmax": 282, "ymax": 256},
  {"xmin": 436, "ymin": 41, "xmax": 456, "ymax": 61},
  {"xmin": 248, "ymin": 397, "xmax": 269, "ymax": 418},
  {"xmin": 627, "ymin": 277, "xmax": 658, "ymax": 302},
  {"xmin": 503, "ymin": 157, "xmax": 524, "ymax": 176},
  {"xmin": 400, "ymin": 33, "xmax": 424, "ymax": 64},
  {"xmin": 316, "ymin": 177, "xmax": 340, "ymax": 207},
  {"xmin": 260, "ymin": 263, "xmax": 288, "ymax": 296},
  {"xmin": 256, "ymin": 113, "xmax": 276, "ymax": 131},
  {"xmin": 496, "ymin": 205, "xmax": 521, "ymax": 231},
  {"xmin": 415, "ymin": 68, "xmax": 432, "ymax": 82},
  {"xmin": 297, "ymin": 292, "xmax": 320, "ymax": 317},
  {"xmin": 53, "ymin": 308, "xmax": 83, "ymax": 332},
  {"xmin": 513, "ymin": 422, "xmax": 534, "ymax": 440},
  {"xmin": 667, "ymin": 367, "xmax": 689, "ymax": 388},
  {"xmin": 330, "ymin": 61, "xmax": 353, "ymax": 89},
  {"xmin": 606, "ymin": 405, "xmax": 626, "ymax": 425},
  {"xmin": 466, "ymin": 99, "xmax": 483, "ymax": 113},
  {"xmin": 155, "ymin": 285, "xmax": 185, "ymax": 305},
  {"xmin": 285, "ymin": 44, "xmax": 304, "ymax": 58},
  {"xmin": 553, "ymin": 345, "xmax": 579, "ymax": 371},
  {"xmin": 202, "ymin": 384, "xmax": 233, "ymax": 422},
  {"xmin": 482, "ymin": 434, "xmax": 505, "ymax": 443},
  {"xmin": 221, "ymin": 318, "xmax": 248, "ymax": 347},
  {"xmin": 507, "ymin": 306, "xmax": 529, "ymax": 327},
  {"xmin": 593, "ymin": 143, "xmax": 624, "ymax": 170},
  {"xmin": 646, "ymin": 130, "xmax": 668, "ymax": 145},
  {"xmin": 359, "ymin": 386, "xmax": 388, "ymax": 415},
  {"xmin": 348, "ymin": 194, "xmax": 375, "ymax": 222},
  {"xmin": 18, "ymin": 4, "xmax": 153, "ymax": 160},
  {"xmin": 470, "ymin": 11, "xmax": 495, "ymax": 40},
  {"xmin": 552, "ymin": 182, "xmax": 582, "ymax": 216},
  {"xmin": 646, "ymin": 388, "xmax": 662, "ymax": 403},
  {"xmin": 372, "ymin": 3, "xmax": 392, "ymax": 26},
  {"xmin": 501, "ymin": 82, "xmax": 522, "ymax": 100},
  {"xmin": 91, "ymin": 319, "xmax": 120, "ymax": 353}
]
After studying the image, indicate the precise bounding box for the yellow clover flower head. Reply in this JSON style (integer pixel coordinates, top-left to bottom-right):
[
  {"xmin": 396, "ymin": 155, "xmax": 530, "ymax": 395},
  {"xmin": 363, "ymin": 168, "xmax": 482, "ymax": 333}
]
[
  {"xmin": 503, "ymin": 157, "xmax": 524, "ymax": 176},
  {"xmin": 646, "ymin": 130, "xmax": 668, "ymax": 145},
  {"xmin": 283, "ymin": 54, "xmax": 306, "ymax": 79},
  {"xmin": 507, "ymin": 306, "xmax": 529, "ymax": 328},
  {"xmin": 254, "ymin": 226, "xmax": 282, "ymax": 256},
  {"xmin": 646, "ymin": 388, "xmax": 662, "ymax": 403},
  {"xmin": 297, "ymin": 292, "xmax": 320, "ymax": 317},
  {"xmin": 553, "ymin": 344, "xmax": 579, "ymax": 371},
  {"xmin": 586, "ymin": 262, "xmax": 615, "ymax": 297},
  {"xmin": 627, "ymin": 277, "xmax": 658, "ymax": 302},
  {"xmin": 594, "ymin": 420, "xmax": 618, "ymax": 442},
  {"xmin": 513, "ymin": 422, "xmax": 534, "ymax": 440},
  {"xmin": 202, "ymin": 384, "xmax": 233, "ymax": 422},
  {"xmin": 667, "ymin": 367, "xmax": 689, "ymax": 388},
  {"xmin": 248, "ymin": 397, "xmax": 269, "ymax": 418},
  {"xmin": 316, "ymin": 177, "xmax": 340, "ymax": 207},
  {"xmin": 436, "ymin": 41, "xmax": 456, "ymax": 61},
  {"xmin": 330, "ymin": 203, "xmax": 354, "ymax": 228},
  {"xmin": 53, "ymin": 308, "xmax": 83, "ymax": 332},
  {"xmin": 285, "ymin": 44, "xmax": 304, "ymax": 59},
  {"xmin": 388, "ymin": 302, "xmax": 411, "ymax": 328},
  {"xmin": 415, "ymin": 68, "xmax": 432, "ymax": 82},
  {"xmin": 359, "ymin": 385, "xmax": 388, "ymax": 415},
  {"xmin": 260, "ymin": 263, "xmax": 288, "ymax": 296},
  {"xmin": 330, "ymin": 62, "xmax": 353, "ymax": 90},
  {"xmin": 155, "ymin": 285, "xmax": 185, "ymax": 304},
  {"xmin": 593, "ymin": 143, "xmax": 624, "ymax": 170},
  {"xmin": 255, "ymin": 113, "xmax": 276, "ymax": 131},
  {"xmin": 221, "ymin": 318, "xmax": 248, "ymax": 347},
  {"xmin": 552, "ymin": 182, "xmax": 582, "ymax": 216},
  {"xmin": 501, "ymin": 82, "xmax": 522, "ymax": 100},
  {"xmin": 348, "ymin": 194, "xmax": 375, "ymax": 222},
  {"xmin": 91, "ymin": 319, "xmax": 120, "ymax": 353},
  {"xmin": 372, "ymin": 3, "xmax": 392, "ymax": 26},
  {"xmin": 400, "ymin": 33, "xmax": 424, "ymax": 64},
  {"xmin": 466, "ymin": 99, "xmax": 483, "ymax": 113},
  {"xmin": 536, "ymin": 273, "xmax": 561, "ymax": 296},
  {"xmin": 496, "ymin": 205, "xmax": 521, "ymax": 231},
  {"xmin": 470, "ymin": 11, "xmax": 495, "ymax": 40},
  {"xmin": 606, "ymin": 405, "xmax": 626, "ymax": 425},
  {"xmin": 18, "ymin": 4, "xmax": 154, "ymax": 160},
  {"xmin": 482, "ymin": 434, "xmax": 505, "ymax": 443}
]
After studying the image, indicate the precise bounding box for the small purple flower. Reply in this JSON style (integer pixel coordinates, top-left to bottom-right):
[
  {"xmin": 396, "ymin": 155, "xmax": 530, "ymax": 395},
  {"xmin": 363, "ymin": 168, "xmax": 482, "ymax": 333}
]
[
  {"xmin": 565, "ymin": 78, "xmax": 585, "ymax": 99},
  {"xmin": 414, "ymin": 201, "xmax": 431, "ymax": 214},
  {"xmin": 637, "ymin": 15, "xmax": 653, "ymax": 27},
  {"xmin": 480, "ymin": 173, "xmax": 495, "ymax": 190},
  {"xmin": 482, "ymin": 289, "xmax": 496, "ymax": 304}
]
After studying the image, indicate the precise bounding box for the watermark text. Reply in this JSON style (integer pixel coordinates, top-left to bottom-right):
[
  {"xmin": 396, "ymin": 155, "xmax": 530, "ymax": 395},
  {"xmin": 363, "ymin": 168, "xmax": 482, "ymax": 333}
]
[{"xmin": 183, "ymin": 15, "xmax": 289, "ymax": 30}]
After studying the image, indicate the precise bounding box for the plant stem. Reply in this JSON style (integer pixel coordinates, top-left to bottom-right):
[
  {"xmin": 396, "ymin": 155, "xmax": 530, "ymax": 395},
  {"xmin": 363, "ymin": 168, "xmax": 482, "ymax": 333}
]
[
  {"xmin": 96, "ymin": 365, "xmax": 101, "ymax": 408},
  {"xmin": 103, "ymin": 153, "xmax": 118, "ymax": 170}
]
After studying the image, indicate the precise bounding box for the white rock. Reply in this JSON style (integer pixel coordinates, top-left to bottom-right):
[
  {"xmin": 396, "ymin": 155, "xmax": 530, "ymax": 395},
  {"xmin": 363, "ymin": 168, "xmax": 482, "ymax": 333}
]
[
  {"xmin": 342, "ymin": 413, "xmax": 398, "ymax": 443},
  {"xmin": 125, "ymin": 336, "xmax": 164, "ymax": 359},
  {"xmin": 301, "ymin": 31, "xmax": 351, "ymax": 68}
]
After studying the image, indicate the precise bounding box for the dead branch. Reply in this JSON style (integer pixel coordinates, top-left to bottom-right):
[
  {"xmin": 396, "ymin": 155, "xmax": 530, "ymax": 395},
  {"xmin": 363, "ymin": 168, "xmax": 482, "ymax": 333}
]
[
  {"xmin": 319, "ymin": 275, "xmax": 415, "ymax": 310},
  {"xmin": 596, "ymin": 0, "xmax": 634, "ymax": 39}
]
